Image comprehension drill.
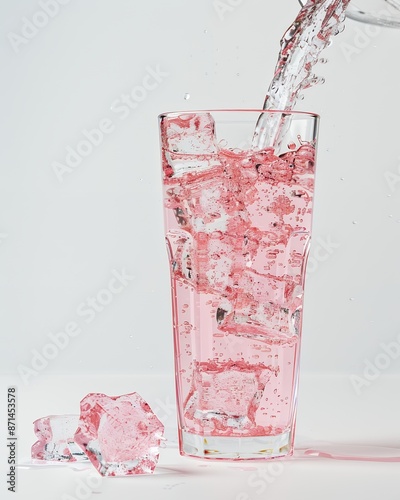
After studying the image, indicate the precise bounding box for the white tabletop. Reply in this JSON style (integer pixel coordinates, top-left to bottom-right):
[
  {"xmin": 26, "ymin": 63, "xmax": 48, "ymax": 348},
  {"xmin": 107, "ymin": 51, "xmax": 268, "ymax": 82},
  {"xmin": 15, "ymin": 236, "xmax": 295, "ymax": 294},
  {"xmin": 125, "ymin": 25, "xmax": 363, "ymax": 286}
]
[{"xmin": 2, "ymin": 373, "xmax": 399, "ymax": 500}]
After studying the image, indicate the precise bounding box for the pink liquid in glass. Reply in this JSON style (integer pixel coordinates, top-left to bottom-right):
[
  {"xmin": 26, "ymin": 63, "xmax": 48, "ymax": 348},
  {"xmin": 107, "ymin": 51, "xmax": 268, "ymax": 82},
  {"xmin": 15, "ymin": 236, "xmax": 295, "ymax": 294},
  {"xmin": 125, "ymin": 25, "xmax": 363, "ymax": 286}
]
[{"xmin": 160, "ymin": 111, "xmax": 318, "ymax": 459}]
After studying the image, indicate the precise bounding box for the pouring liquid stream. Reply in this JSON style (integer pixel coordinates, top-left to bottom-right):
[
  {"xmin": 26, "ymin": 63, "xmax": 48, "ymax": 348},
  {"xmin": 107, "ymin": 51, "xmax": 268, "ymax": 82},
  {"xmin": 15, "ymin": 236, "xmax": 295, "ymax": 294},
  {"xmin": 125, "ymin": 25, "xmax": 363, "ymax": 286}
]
[{"xmin": 252, "ymin": 0, "xmax": 351, "ymax": 150}]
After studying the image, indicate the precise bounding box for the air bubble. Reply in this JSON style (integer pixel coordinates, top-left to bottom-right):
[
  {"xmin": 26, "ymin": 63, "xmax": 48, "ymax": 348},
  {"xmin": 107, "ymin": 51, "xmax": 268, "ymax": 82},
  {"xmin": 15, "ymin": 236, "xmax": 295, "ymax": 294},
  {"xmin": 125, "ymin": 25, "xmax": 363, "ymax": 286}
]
[
  {"xmin": 349, "ymin": 297, "xmax": 355, "ymax": 301},
  {"xmin": 352, "ymin": 221, "xmax": 357, "ymax": 225}
]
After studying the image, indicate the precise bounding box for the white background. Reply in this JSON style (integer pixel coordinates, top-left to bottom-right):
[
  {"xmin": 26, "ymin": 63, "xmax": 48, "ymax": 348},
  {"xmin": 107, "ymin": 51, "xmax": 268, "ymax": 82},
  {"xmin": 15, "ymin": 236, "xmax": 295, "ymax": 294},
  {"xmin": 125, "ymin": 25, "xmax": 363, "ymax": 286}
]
[{"xmin": 1, "ymin": 1, "xmax": 400, "ymax": 499}]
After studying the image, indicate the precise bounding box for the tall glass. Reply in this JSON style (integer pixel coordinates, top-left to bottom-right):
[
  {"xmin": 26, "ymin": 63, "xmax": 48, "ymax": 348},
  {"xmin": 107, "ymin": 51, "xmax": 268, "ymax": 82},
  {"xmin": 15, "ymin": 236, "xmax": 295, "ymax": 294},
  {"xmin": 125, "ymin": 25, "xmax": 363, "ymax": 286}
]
[{"xmin": 159, "ymin": 110, "xmax": 319, "ymax": 460}]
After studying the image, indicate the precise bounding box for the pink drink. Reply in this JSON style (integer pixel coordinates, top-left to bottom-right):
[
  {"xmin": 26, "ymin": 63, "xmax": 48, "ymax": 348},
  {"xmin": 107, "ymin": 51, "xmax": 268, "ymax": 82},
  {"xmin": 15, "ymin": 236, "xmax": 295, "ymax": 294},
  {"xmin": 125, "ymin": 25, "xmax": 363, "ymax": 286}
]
[{"xmin": 160, "ymin": 110, "xmax": 319, "ymax": 459}]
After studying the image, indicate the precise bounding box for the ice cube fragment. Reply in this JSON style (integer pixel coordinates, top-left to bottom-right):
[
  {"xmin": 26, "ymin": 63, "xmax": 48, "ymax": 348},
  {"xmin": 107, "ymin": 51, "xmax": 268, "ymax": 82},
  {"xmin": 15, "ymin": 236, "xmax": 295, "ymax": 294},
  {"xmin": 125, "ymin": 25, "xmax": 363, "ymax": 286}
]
[
  {"xmin": 31, "ymin": 414, "xmax": 87, "ymax": 462},
  {"xmin": 74, "ymin": 392, "xmax": 164, "ymax": 476}
]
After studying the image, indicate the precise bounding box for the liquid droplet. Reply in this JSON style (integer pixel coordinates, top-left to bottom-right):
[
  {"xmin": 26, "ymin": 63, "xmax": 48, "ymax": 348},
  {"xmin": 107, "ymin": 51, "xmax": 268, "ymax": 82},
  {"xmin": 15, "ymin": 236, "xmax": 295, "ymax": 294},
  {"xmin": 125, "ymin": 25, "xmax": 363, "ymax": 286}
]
[
  {"xmin": 340, "ymin": 177, "xmax": 345, "ymax": 181},
  {"xmin": 203, "ymin": 29, "xmax": 208, "ymax": 34},
  {"xmin": 388, "ymin": 214, "xmax": 393, "ymax": 218},
  {"xmin": 184, "ymin": 93, "xmax": 190, "ymax": 100},
  {"xmin": 352, "ymin": 221, "xmax": 357, "ymax": 225},
  {"xmin": 349, "ymin": 297, "xmax": 355, "ymax": 301}
]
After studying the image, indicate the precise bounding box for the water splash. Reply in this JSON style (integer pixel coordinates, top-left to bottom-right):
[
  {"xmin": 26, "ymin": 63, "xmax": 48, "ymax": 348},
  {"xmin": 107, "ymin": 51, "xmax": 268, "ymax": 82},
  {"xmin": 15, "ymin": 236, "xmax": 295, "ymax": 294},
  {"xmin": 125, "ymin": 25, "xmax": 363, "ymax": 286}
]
[{"xmin": 253, "ymin": 0, "xmax": 351, "ymax": 149}]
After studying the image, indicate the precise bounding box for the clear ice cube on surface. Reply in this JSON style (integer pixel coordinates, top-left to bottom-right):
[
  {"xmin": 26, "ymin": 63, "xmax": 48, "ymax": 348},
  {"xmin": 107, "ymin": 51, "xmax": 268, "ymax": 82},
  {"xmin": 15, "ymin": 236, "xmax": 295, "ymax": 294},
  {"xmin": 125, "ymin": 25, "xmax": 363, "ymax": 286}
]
[
  {"xmin": 74, "ymin": 392, "xmax": 164, "ymax": 476},
  {"xmin": 31, "ymin": 414, "xmax": 87, "ymax": 462}
]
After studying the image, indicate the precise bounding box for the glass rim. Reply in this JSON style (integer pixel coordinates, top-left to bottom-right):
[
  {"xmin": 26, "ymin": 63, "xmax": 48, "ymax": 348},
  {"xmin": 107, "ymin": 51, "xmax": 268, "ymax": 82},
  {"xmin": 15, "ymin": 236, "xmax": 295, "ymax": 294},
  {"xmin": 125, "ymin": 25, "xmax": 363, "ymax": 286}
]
[{"xmin": 159, "ymin": 109, "xmax": 320, "ymax": 120}]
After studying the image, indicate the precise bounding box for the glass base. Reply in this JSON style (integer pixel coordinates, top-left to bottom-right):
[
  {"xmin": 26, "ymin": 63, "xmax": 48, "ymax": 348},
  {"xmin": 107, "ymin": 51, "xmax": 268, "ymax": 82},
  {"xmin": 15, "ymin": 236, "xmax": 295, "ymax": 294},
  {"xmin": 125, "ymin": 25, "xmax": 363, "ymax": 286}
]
[{"xmin": 180, "ymin": 430, "xmax": 293, "ymax": 460}]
